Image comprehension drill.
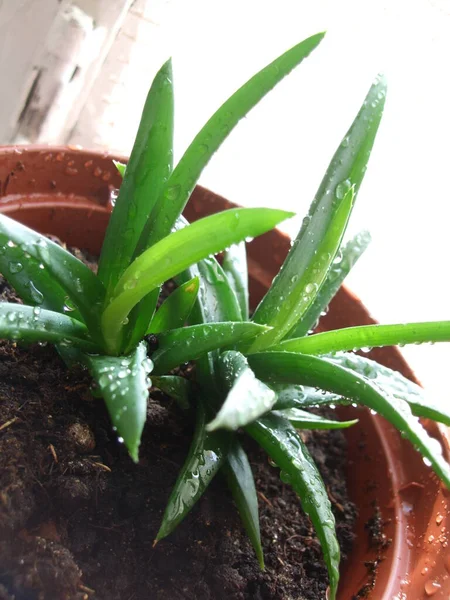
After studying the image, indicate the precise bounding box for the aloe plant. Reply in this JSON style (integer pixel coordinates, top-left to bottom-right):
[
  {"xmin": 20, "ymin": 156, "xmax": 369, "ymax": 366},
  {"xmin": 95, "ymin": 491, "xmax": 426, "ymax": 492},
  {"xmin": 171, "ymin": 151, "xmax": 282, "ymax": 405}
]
[{"xmin": 1, "ymin": 32, "xmax": 450, "ymax": 600}]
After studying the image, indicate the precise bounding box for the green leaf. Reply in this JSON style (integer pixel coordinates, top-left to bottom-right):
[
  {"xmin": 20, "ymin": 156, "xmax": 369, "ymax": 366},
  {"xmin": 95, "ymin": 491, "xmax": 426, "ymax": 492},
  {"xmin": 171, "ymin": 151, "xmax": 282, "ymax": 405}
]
[
  {"xmin": 250, "ymin": 75, "xmax": 387, "ymax": 351},
  {"xmin": 272, "ymin": 383, "xmax": 346, "ymax": 410},
  {"xmin": 0, "ymin": 214, "xmax": 105, "ymax": 342},
  {"xmin": 101, "ymin": 207, "xmax": 292, "ymax": 353},
  {"xmin": 151, "ymin": 375, "xmax": 192, "ymax": 410},
  {"xmin": 98, "ymin": 59, "xmax": 174, "ymax": 297},
  {"xmin": 288, "ymin": 231, "xmax": 371, "ymax": 338},
  {"xmin": 113, "ymin": 160, "xmax": 126, "ymax": 177},
  {"xmin": 246, "ymin": 413, "xmax": 340, "ymax": 599},
  {"xmin": 223, "ymin": 439, "xmax": 264, "ymax": 568},
  {"xmin": 138, "ymin": 33, "xmax": 324, "ymax": 253},
  {"xmin": 0, "ymin": 303, "xmax": 98, "ymax": 352},
  {"xmin": 151, "ymin": 322, "xmax": 270, "ymax": 375},
  {"xmin": 85, "ymin": 342, "xmax": 152, "ymax": 462},
  {"xmin": 222, "ymin": 243, "xmax": 249, "ymax": 320},
  {"xmin": 183, "ymin": 241, "xmax": 245, "ymax": 397},
  {"xmin": 156, "ymin": 401, "xmax": 230, "ymax": 542},
  {"xmin": 274, "ymin": 321, "xmax": 450, "ymax": 355},
  {"xmin": 0, "ymin": 239, "xmax": 81, "ymax": 320},
  {"xmin": 249, "ymin": 184, "xmax": 354, "ymax": 352},
  {"xmin": 248, "ymin": 352, "xmax": 450, "ymax": 489},
  {"xmin": 206, "ymin": 351, "xmax": 276, "ymax": 431},
  {"xmin": 328, "ymin": 352, "xmax": 450, "ymax": 427},
  {"xmin": 275, "ymin": 407, "xmax": 358, "ymax": 430},
  {"xmin": 148, "ymin": 277, "xmax": 199, "ymax": 334}
]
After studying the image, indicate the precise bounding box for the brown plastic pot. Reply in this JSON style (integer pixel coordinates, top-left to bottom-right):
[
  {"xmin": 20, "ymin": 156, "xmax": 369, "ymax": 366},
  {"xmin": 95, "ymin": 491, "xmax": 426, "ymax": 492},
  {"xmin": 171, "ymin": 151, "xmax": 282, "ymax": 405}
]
[{"xmin": 1, "ymin": 145, "xmax": 449, "ymax": 599}]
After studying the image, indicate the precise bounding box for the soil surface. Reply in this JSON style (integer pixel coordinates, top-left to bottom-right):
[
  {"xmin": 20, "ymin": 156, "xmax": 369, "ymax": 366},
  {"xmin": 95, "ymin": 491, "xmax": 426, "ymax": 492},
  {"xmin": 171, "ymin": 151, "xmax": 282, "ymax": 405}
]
[{"xmin": 0, "ymin": 267, "xmax": 357, "ymax": 600}]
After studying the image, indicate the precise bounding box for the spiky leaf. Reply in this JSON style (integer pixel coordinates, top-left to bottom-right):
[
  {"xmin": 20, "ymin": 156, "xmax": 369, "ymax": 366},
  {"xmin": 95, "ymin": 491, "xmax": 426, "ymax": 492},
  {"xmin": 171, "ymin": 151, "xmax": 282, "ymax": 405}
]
[
  {"xmin": 156, "ymin": 401, "xmax": 230, "ymax": 541},
  {"xmin": 288, "ymin": 230, "xmax": 371, "ymax": 338},
  {"xmin": 223, "ymin": 439, "xmax": 264, "ymax": 568},
  {"xmin": 275, "ymin": 321, "xmax": 450, "ymax": 355},
  {"xmin": 329, "ymin": 352, "xmax": 450, "ymax": 426},
  {"xmin": 250, "ymin": 75, "xmax": 387, "ymax": 350},
  {"xmin": 86, "ymin": 342, "xmax": 152, "ymax": 462},
  {"xmin": 102, "ymin": 208, "xmax": 292, "ymax": 353},
  {"xmin": 151, "ymin": 322, "xmax": 269, "ymax": 375},
  {"xmin": 151, "ymin": 375, "xmax": 192, "ymax": 410},
  {"xmin": 246, "ymin": 413, "xmax": 340, "ymax": 599},
  {"xmin": 0, "ymin": 214, "xmax": 105, "ymax": 341},
  {"xmin": 222, "ymin": 243, "xmax": 249, "ymax": 320},
  {"xmin": 275, "ymin": 407, "xmax": 358, "ymax": 429},
  {"xmin": 248, "ymin": 352, "xmax": 450, "ymax": 489},
  {"xmin": 207, "ymin": 351, "xmax": 276, "ymax": 431},
  {"xmin": 138, "ymin": 33, "xmax": 325, "ymax": 252},
  {"xmin": 98, "ymin": 59, "xmax": 174, "ymax": 296},
  {"xmin": 0, "ymin": 303, "xmax": 97, "ymax": 351},
  {"xmin": 149, "ymin": 277, "xmax": 199, "ymax": 334}
]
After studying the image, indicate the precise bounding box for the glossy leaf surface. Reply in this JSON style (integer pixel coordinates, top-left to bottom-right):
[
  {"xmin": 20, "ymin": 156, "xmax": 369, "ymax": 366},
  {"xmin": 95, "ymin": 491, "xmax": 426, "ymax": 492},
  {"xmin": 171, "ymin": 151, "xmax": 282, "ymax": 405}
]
[
  {"xmin": 248, "ymin": 352, "xmax": 450, "ymax": 488},
  {"xmin": 246, "ymin": 413, "xmax": 340, "ymax": 599},
  {"xmin": 0, "ymin": 236, "xmax": 84, "ymax": 322},
  {"xmin": 151, "ymin": 375, "xmax": 192, "ymax": 410},
  {"xmin": 223, "ymin": 439, "xmax": 264, "ymax": 568},
  {"xmin": 156, "ymin": 401, "xmax": 230, "ymax": 541},
  {"xmin": 151, "ymin": 322, "xmax": 269, "ymax": 375},
  {"xmin": 139, "ymin": 33, "xmax": 324, "ymax": 251},
  {"xmin": 0, "ymin": 214, "xmax": 105, "ymax": 340},
  {"xmin": 149, "ymin": 277, "xmax": 199, "ymax": 334},
  {"xmin": 275, "ymin": 321, "xmax": 450, "ymax": 355},
  {"xmin": 207, "ymin": 351, "xmax": 276, "ymax": 431},
  {"xmin": 271, "ymin": 383, "xmax": 345, "ymax": 410},
  {"xmin": 102, "ymin": 208, "xmax": 292, "ymax": 352},
  {"xmin": 98, "ymin": 59, "xmax": 174, "ymax": 296},
  {"xmin": 222, "ymin": 243, "xmax": 249, "ymax": 320},
  {"xmin": 288, "ymin": 230, "xmax": 371, "ymax": 338},
  {"xmin": 275, "ymin": 407, "xmax": 358, "ymax": 429},
  {"xmin": 251, "ymin": 75, "xmax": 387, "ymax": 350},
  {"xmin": 86, "ymin": 342, "xmax": 152, "ymax": 462},
  {"xmin": 328, "ymin": 352, "xmax": 450, "ymax": 426},
  {"xmin": 0, "ymin": 303, "xmax": 98, "ymax": 351}
]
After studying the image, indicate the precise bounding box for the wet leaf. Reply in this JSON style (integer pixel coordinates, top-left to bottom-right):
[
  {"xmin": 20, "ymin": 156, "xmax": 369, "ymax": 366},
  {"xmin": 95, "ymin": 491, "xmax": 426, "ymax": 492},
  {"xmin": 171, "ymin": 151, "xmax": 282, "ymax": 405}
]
[
  {"xmin": 250, "ymin": 75, "xmax": 386, "ymax": 351},
  {"xmin": 151, "ymin": 322, "xmax": 270, "ymax": 375},
  {"xmin": 151, "ymin": 375, "xmax": 192, "ymax": 410},
  {"xmin": 0, "ymin": 214, "xmax": 105, "ymax": 343},
  {"xmin": 271, "ymin": 383, "xmax": 345, "ymax": 410},
  {"xmin": 139, "ymin": 33, "xmax": 324, "ymax": 252},
  {"xmin": 98, "ymin": 59, "xmax": 174, "ymax": 297},
  {"xmin": 275, "ymin": 407, "xmax": 358, "ymax": 429},
  {"xmin": 0, "ymin": 239, "xmax": 80, "ymax": 319},
  {"xmin": 222, "ymin": 243, "xmax": 249, "ymax": 320},
  {"xmin": 148, "ymin": 277, "xmax": 199, "ymax": 334},
  {"xmin": 248, "ymin": 352, "xmax": 450, "ymax": 489},
  {"xmin": 207, "ymin": 351, "xmax": 276, "ymax": 431},
  {"xmin": 223, "ymin": 439, "xmax": 264, "ymax": 568},
  {"xmin": 328, "ymin": 352, "xmax": 450, "ymax": 426},
  {"xmin": 275, "ymin": 321, "xmax": 450, "ymax": 355},
  {"xmin": 0, "ymin": 303, "xmax": 98, "ymax": 351},
  {"xmin": 288, "ymin": 231, "xmax": 371, "ymax": 338},
  {"xmin": 156, "ymin": 401, "xmax": 230, "ymax": 541},
  {"xmin": 86, "ymin": 342, "xmax": 152, "ymax": 462},
  {"xmin": 246, "ymin": 413, "xmax": 340, "ymax": 599},
  {"xmin": 102, "ymin": 207, "xmax": 292, "ymax": 353}
]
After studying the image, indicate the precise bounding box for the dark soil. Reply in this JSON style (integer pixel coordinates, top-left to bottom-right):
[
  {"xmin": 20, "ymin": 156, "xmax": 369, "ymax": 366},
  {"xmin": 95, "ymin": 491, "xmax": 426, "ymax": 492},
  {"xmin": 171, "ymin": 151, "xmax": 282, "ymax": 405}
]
[{"xmin": 0, "ymin": 269, "xmax": 357, "ymax": 600}]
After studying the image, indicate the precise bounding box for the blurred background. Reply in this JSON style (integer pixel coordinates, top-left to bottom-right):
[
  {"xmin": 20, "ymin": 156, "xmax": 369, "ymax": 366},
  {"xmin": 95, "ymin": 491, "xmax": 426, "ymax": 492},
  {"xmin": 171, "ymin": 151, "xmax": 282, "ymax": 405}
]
[{"xmin": 1, "ymin": 0, "xmax": 449, "ymax": 401}]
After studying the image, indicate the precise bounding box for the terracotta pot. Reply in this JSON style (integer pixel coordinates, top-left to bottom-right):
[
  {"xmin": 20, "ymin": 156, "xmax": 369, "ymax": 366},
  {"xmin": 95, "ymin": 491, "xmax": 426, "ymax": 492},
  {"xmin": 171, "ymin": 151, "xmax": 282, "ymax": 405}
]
[{"xmin": 1, "ymin": 145, "xmax": 449, "ymax": 599}]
